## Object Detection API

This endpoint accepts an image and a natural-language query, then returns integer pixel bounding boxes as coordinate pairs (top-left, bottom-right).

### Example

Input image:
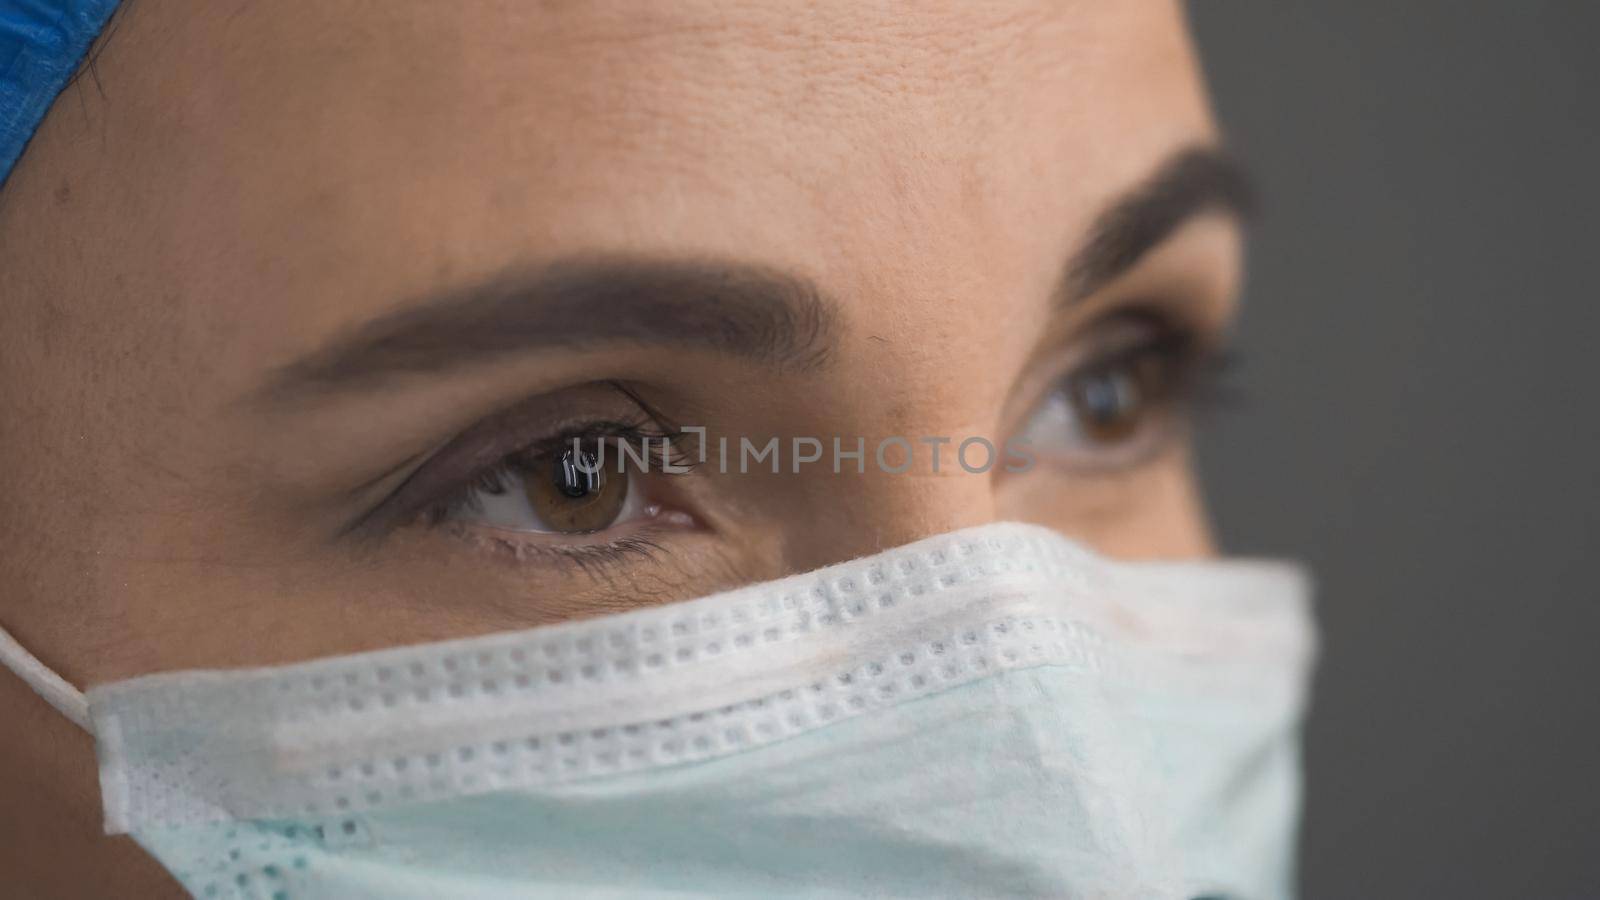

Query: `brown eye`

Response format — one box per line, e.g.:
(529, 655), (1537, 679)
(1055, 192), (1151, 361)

(523, 447), (630, 533)
(1066, 351), (1169, 445)
(1011, 318), (1197, 473)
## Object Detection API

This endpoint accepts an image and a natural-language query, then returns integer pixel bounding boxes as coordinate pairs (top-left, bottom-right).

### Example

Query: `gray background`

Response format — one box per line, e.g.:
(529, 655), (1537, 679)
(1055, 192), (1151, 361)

(1188, 4), (1598, 898)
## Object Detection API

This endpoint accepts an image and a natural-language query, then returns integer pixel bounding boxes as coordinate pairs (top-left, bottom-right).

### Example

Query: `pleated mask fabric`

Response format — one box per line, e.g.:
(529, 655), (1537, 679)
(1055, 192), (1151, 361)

(9, 522), (1320, 899)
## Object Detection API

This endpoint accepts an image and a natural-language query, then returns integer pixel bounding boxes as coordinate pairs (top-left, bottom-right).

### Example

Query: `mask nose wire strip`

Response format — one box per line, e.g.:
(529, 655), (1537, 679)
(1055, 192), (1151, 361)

(0, 622), (91, 731)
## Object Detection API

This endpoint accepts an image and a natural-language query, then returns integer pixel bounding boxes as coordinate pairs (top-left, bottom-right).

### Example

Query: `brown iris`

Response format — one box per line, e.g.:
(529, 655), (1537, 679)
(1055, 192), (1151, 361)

(1067, 350), (1169, 444)
(524, 446), (629, 533)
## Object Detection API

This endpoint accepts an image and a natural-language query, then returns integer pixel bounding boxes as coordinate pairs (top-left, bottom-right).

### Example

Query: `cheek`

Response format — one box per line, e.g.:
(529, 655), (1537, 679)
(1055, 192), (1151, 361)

(993, 446), (1214, 560)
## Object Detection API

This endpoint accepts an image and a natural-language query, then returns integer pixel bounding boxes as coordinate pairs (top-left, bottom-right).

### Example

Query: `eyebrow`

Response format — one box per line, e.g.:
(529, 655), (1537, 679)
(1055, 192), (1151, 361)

(262, 145), (1250, 403)
(1057, 145), (1255, 305)
(261, 256), (837, 401)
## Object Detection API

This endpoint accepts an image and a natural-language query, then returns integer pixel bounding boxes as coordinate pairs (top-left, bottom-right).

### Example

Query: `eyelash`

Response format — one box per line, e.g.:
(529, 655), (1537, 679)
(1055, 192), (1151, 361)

(441, 526), (675, 570)
(1066, 309), (1240, 424)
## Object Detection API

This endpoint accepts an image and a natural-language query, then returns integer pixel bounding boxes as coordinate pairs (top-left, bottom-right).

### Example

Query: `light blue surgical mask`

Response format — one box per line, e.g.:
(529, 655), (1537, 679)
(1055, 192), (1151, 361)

(1, 522), (1316, 898)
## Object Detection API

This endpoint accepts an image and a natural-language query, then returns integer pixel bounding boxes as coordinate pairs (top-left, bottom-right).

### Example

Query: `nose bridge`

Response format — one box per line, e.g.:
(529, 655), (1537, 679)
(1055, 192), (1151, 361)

(770, 348), (1021, 574)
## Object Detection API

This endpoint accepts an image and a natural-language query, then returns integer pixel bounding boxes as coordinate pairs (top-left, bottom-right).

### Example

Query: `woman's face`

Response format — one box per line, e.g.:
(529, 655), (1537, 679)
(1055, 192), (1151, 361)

(1, 3), (1239, 710)
(0, 2), (1248, 889)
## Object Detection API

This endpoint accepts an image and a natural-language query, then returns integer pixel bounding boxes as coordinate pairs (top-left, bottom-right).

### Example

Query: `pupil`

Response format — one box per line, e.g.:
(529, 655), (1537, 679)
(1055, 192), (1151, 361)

(1078, 369), (1135, 425)
(554, 448), (602, 499)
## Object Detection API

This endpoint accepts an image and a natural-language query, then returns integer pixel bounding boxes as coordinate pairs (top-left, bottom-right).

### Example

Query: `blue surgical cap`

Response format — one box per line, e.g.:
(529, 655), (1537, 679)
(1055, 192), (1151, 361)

(1, 0), (122, 187)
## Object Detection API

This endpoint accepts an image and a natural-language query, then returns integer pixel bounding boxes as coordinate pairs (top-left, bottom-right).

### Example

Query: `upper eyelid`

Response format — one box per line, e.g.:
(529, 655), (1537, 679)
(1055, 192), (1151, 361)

(1016, 308), (1195, 392)
(345, 389), (660, 538)
(1073, 326), (1202, 376)
(511, 420), (666, 460)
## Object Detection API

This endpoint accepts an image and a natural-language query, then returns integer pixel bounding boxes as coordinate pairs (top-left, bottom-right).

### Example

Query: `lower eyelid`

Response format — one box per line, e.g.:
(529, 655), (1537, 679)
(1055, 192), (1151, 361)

(436, 514), (683, 571)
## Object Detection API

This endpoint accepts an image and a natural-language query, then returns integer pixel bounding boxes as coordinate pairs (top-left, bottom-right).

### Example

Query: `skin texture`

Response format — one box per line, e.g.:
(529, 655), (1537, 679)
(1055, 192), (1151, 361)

(0, 1), (1240, 894)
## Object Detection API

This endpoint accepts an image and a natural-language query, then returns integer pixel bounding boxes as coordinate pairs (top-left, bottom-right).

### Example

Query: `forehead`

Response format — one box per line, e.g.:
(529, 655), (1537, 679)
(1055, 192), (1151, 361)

(9, 0), (1213, 381)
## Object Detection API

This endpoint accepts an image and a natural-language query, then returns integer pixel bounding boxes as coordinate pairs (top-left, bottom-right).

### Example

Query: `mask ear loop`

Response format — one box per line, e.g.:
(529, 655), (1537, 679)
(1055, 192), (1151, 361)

(0, 622), (91, 731)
